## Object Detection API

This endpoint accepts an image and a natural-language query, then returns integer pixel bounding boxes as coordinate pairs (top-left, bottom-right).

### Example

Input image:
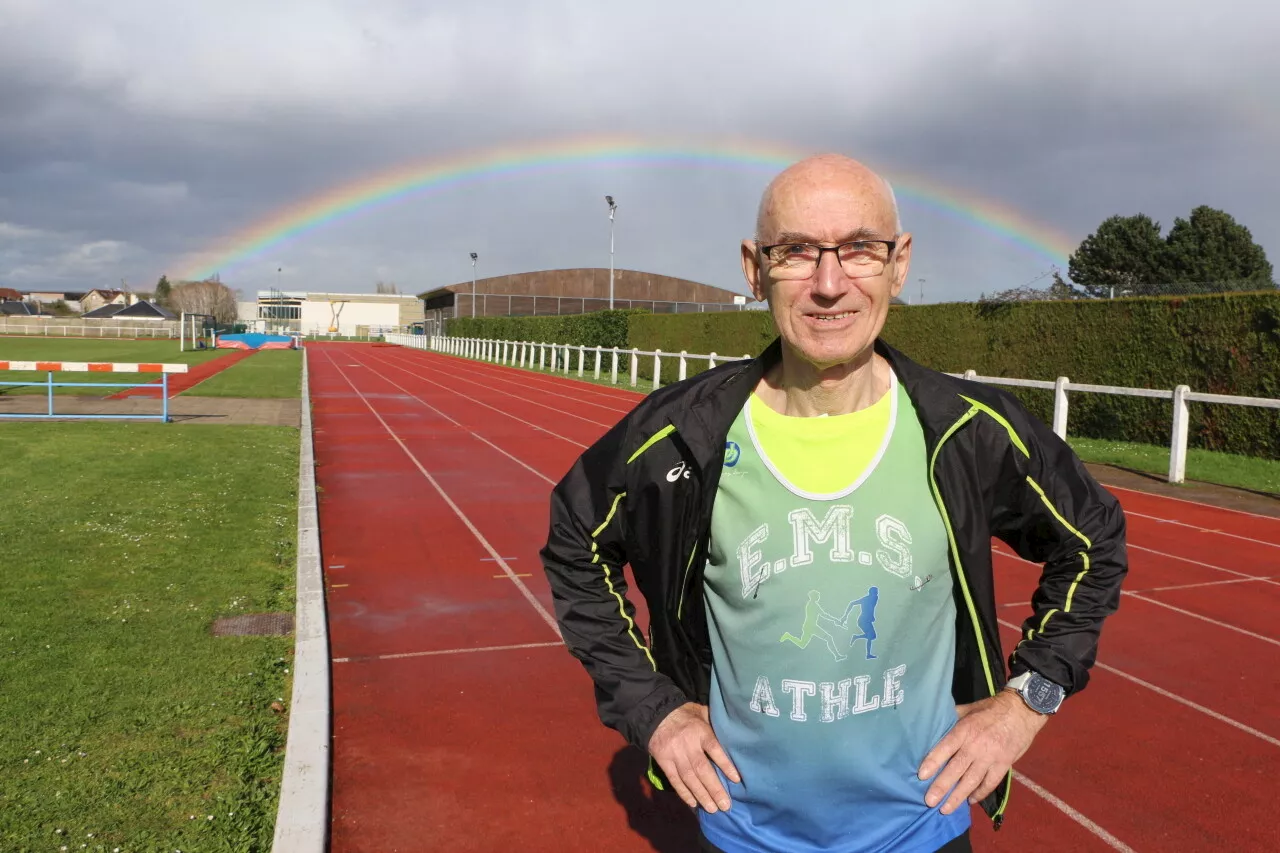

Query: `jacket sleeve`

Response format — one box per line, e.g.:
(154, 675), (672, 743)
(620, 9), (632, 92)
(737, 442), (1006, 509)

(989, 396), (1129, 697)
(539, 415), (690, 750)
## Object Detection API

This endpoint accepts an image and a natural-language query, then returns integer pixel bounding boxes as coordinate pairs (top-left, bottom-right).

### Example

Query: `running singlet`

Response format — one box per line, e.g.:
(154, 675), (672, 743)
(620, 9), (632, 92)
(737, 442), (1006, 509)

(700, 372), (969, 853)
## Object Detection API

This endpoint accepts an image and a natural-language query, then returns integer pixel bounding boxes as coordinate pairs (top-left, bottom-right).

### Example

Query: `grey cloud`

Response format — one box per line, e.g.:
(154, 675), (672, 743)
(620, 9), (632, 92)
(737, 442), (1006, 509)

(1, 1), (1277, 297)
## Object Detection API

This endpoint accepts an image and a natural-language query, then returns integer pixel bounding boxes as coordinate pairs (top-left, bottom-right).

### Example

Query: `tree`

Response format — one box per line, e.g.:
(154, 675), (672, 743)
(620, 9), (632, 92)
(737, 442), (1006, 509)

(154, 275), (172, 307)
(170, 279), (238, 324)
(1068, 207), (1276, 297)
(1160, 206), (1274, 292)
(375, 281), (399, 295)
(1067, 214), (1166, 298)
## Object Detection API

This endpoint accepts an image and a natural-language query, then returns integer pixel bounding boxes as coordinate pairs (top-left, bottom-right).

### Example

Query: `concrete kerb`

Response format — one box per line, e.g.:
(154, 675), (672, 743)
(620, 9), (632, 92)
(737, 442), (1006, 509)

(271, 348), (332, 852)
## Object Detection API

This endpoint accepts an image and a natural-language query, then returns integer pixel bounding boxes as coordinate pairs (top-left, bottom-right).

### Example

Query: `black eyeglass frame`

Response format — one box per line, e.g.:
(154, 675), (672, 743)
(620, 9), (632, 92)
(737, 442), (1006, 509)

(757, 239), (899, 268)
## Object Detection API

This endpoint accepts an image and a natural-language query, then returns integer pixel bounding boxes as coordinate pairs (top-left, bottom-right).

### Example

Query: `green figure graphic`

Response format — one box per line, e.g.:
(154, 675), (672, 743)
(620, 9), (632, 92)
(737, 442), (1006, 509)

(780, 590), (847, 661)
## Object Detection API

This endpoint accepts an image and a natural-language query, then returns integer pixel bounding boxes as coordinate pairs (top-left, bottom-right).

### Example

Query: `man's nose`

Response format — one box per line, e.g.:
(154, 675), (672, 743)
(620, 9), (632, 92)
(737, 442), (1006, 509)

(812, 250), (851, 300)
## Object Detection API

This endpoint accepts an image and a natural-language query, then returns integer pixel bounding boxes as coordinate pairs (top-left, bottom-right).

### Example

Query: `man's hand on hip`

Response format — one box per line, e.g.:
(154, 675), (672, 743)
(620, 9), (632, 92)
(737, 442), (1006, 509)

(648, 702), (740, 814)
(917, 690), (1049, 815)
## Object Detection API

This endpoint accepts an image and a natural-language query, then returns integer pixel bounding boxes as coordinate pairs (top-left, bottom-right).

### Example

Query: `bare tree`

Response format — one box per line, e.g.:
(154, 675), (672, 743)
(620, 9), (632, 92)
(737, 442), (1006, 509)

(170, 279), (238, 324)
(375, 281), (399, 295)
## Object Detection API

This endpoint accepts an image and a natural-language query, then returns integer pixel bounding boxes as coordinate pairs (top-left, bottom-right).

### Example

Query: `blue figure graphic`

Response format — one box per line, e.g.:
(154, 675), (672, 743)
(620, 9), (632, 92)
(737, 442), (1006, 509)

(837, 586), (880, 660)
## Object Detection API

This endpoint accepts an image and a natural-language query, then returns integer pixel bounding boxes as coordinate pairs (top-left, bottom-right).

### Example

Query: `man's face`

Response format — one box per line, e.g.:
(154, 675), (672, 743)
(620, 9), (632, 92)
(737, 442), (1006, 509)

(742, 178), (910, 371)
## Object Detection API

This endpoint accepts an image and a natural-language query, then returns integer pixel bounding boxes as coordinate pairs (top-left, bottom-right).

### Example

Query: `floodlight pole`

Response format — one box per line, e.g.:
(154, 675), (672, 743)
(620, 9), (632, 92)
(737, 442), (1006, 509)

(470, 252), (478, 318)
(606, 196), (617, 310)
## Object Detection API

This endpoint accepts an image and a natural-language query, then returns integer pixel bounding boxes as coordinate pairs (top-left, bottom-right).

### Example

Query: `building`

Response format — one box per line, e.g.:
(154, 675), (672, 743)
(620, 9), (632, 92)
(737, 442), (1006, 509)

(82, 300), (175, 321)
(80, 289), (135, 313)
(419, 267), (754, 330)
(247, 291), (425, 337)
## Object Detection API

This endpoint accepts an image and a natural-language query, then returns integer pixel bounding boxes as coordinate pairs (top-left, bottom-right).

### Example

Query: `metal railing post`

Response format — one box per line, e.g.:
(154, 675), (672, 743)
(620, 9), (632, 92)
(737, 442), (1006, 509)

(594, 346), (602, 380)
(162, 373), (170, 422)
(964, 369), (977, 380)
(578, 345), (585, 377)
(47, 371), (54, 416)
(1169, 385), (1191, 484)
(539, 343), (546, 370)
(709, 352), (717, 369)
(1052, 377), (1070, 439)
(611, 348), (619, 384)
(653, 350), (662, 390)
(679, 351), (688, 382)
(630, 348), (639, 387)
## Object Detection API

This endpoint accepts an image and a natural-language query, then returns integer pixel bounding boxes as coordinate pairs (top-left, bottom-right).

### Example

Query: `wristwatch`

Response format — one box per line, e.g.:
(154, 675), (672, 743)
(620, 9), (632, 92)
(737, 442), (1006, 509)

(1005, 671), (1066, 715)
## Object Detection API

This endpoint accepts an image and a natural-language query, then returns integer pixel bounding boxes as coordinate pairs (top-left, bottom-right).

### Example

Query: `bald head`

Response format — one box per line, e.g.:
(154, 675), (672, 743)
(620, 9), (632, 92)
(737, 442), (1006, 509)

(755, 154), (901, 243)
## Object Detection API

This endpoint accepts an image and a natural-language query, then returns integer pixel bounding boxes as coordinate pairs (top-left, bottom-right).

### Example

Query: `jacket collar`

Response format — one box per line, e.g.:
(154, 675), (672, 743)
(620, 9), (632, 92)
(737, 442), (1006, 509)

(667, 337), (973, 465)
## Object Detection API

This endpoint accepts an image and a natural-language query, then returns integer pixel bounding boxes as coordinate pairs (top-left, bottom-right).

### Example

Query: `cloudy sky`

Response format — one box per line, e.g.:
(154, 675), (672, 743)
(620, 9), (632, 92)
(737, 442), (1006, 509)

(1, 1), (1276, 303)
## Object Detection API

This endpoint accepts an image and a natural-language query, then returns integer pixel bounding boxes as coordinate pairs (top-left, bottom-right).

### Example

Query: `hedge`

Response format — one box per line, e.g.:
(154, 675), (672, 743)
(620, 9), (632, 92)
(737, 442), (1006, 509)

(447, 293), (1280, 459)
(448, 309), (640, 349)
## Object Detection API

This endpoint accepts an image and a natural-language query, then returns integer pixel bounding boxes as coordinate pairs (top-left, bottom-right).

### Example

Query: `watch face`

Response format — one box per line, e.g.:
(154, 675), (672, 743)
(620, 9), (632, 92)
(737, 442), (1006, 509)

(1025, 674), (1065, 713)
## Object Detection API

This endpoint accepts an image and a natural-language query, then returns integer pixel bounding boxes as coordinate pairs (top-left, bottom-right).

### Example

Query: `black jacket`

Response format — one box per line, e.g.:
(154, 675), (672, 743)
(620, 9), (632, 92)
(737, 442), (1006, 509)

(540, 338), (1128, 827)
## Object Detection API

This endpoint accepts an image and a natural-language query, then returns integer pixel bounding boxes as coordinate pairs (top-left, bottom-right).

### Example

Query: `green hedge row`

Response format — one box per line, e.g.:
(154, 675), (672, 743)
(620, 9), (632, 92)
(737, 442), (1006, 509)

(448, 293), (1280, 459)
(448, 309), (639, 348)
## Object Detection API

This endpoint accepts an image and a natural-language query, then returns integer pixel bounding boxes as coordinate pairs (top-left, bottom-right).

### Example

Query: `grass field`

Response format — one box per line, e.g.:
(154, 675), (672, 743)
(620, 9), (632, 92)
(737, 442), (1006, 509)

(0, 338), (223, 395)
(0, 423), (297, 852)
(186, 350), (303, 399)
(1070, 437), (1280, 496)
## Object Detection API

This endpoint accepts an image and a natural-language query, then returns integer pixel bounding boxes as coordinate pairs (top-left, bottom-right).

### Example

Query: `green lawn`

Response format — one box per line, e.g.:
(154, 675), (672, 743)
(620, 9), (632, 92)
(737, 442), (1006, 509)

(186, 350), (302, 399)
(0, 423), (297, 851)
(0, 338), (223, 395)
(1070, 437), (1280, 496)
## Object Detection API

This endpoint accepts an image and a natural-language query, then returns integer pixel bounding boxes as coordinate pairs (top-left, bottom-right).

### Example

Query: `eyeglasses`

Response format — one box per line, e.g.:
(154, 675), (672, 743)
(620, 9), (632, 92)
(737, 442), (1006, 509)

(758, 240), (897, 280)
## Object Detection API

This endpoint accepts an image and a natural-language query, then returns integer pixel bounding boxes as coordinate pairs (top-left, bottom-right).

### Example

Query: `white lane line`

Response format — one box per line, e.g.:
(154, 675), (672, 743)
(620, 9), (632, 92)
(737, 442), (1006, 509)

(333, 640), (565, 663)
(992, 547), (1279, 642)
(998, 617), (1280, 749)
(1012, 772), (1138, 852)
(412, 354), (636, 415)
(1000, 574), (1279, 604)
(323, 351), (562, 637)
(417, 348), (645, 407)
(1105, 482), (1280, 524)
(1126, 511), (1280, 550)
(1124, 575), (1278, 594)
(346, 350), (562, 483)
(380, 351), (615, 428)
(364, 352), (590, 448)
(1126, 542), (1279, 584)
(1122, 592), (1280, 647)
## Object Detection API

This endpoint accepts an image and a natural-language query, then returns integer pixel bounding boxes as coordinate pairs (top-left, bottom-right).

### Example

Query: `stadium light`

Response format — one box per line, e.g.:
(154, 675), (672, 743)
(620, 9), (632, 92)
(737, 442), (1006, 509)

(470, 252), (478, 318)
(606, 196), (618, 310)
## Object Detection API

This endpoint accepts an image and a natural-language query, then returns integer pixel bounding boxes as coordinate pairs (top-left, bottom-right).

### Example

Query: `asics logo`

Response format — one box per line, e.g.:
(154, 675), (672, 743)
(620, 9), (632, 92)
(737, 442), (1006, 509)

(666, 462), (692, 483)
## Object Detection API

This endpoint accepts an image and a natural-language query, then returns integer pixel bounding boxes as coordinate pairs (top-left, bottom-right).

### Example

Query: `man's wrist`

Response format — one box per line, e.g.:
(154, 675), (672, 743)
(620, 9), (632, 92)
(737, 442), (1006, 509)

(1005, 670), (1066, 716)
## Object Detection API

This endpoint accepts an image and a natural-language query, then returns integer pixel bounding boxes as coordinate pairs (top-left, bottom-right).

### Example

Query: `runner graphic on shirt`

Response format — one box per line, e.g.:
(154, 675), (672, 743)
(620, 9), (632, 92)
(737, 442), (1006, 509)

(779, 590), (847, 662)
(837, 586), (880, 660)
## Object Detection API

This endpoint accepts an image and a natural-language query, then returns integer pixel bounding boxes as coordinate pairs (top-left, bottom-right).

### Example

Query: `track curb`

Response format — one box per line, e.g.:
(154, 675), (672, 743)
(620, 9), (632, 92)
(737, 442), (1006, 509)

(271, 347), (331, 852)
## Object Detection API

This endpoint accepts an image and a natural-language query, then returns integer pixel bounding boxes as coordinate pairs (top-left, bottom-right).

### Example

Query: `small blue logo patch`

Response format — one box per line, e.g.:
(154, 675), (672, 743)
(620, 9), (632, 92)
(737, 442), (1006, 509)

(724, 440), (741, 467)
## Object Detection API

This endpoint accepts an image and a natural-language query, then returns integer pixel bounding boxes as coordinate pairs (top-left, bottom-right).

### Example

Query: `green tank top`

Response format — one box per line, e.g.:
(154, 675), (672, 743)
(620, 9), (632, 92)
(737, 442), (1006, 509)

(699, 371), (969, 852)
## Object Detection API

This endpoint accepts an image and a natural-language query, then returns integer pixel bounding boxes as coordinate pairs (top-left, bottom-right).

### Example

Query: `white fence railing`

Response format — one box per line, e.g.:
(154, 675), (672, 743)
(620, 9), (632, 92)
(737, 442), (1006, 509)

(383, 333), (1280, 486)
(0, 323), (177, 339)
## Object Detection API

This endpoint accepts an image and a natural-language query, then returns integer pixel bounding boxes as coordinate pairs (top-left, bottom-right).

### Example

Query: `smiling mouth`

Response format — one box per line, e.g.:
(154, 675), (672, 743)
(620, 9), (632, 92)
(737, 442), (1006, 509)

(810, 311), (855, 322)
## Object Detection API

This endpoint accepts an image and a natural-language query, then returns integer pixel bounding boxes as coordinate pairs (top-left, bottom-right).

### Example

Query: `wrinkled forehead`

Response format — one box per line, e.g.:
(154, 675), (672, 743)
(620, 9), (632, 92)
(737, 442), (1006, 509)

(756, 175), (898, 243)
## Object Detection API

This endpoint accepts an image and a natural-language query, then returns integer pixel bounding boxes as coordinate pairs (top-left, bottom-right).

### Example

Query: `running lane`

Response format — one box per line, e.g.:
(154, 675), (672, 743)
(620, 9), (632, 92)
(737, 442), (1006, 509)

(318, 344), (1145, 852)
(312, 344), (684, 852)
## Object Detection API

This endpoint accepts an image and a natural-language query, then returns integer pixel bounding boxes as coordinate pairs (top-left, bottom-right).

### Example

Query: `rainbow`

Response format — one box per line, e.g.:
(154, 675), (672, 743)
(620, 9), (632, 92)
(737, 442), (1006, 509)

(177, 134), (1077, 281)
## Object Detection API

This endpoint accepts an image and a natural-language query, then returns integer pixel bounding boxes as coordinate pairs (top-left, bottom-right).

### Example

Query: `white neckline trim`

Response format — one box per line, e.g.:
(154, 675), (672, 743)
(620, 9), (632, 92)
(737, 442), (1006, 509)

(744, 371), (899, 501)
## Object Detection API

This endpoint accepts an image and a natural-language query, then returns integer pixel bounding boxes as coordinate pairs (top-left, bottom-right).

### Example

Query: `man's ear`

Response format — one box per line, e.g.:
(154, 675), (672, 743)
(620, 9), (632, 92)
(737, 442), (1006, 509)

(889, 233), (912, 298)
(742, 240), (768, 303)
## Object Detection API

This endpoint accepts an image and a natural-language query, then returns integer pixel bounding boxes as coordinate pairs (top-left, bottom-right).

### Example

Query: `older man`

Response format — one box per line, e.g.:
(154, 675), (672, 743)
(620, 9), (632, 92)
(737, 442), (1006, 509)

(541, 155), (1127, 853)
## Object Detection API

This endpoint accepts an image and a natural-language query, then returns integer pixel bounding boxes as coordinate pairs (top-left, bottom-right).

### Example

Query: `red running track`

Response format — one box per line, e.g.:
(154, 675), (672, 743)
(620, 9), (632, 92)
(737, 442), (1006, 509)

(308, 342), (1280, 853)
(108, 349), (256, 398)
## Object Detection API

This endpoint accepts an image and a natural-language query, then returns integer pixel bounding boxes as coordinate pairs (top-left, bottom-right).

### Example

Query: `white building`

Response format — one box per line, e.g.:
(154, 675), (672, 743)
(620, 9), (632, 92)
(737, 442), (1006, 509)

(251, 291), (424, 337)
